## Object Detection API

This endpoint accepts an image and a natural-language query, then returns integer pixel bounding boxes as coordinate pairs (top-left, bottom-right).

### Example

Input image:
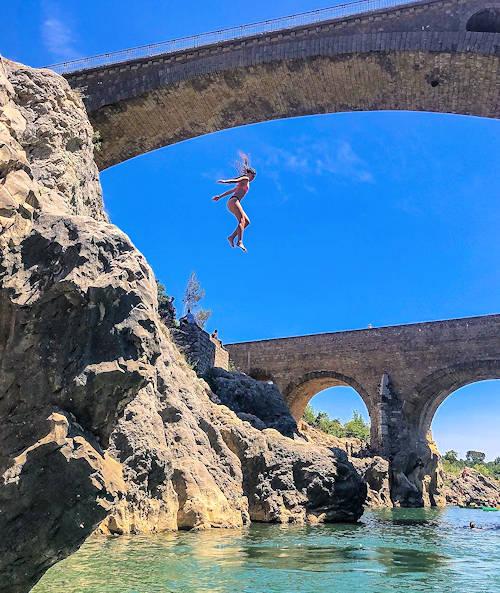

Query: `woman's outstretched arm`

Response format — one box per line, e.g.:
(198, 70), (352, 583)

(212, 187), (235, 201)
(217, 175), (248, 184)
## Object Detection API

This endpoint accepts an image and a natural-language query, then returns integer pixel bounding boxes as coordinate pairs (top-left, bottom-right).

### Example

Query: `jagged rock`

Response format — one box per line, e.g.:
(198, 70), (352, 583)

(0, 58), (366, 593)
(351, 457), (392, 507)
(5, 61), (105, 221)
(207, 368), (298, 436)
(391, 436), (446, 507)
(0, 59), (154, 593)
(444, 469), (500, 508)
(220, 423), (366, 523)
(0, 412), (125, 593)
(299, 421), (392, 507)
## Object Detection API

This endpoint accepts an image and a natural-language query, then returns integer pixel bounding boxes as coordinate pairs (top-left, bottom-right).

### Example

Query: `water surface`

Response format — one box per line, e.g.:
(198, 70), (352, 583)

(34, 508), (500, 593)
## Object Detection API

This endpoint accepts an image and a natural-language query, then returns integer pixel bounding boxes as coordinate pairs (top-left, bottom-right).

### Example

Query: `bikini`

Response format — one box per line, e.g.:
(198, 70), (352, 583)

(228, 179), (249, 204)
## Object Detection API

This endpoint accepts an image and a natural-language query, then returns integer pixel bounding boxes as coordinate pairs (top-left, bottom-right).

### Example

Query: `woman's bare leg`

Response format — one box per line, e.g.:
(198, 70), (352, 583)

(228, 199), (250, 251)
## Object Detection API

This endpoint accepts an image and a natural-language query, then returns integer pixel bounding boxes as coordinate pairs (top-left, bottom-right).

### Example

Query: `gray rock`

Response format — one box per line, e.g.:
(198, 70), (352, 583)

(207, 368), (298, 436)
(444, 469), (500, 508)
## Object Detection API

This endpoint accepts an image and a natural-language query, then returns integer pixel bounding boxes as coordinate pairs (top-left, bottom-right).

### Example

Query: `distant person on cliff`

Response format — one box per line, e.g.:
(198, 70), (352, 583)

(184, 309), (197, 324)
(212, 152), (256, 252)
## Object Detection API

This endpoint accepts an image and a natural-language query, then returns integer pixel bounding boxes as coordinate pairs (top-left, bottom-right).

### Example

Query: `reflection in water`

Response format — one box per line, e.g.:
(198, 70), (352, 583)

(33, 508), (500, 593)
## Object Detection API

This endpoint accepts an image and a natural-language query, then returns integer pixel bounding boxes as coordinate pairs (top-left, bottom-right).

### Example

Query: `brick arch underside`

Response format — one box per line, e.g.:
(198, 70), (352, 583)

(91, 48), (500, 170)
(283, 370), (373, 428)
(416, 359), (500, 435)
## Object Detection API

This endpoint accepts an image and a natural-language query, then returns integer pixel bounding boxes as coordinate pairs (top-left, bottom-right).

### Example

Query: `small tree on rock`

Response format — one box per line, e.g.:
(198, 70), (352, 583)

(444, 450), (459, 463)
(183, 272), (211, 328)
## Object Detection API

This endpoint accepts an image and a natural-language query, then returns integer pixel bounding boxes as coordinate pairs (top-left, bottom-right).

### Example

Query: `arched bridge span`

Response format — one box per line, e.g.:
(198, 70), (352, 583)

(55, 0), (500, 170)
(226, 314), (500, 457)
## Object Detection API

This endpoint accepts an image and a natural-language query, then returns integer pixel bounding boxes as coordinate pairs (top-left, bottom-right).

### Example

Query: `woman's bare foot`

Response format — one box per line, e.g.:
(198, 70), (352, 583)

(237, 241), (247, 252)
(227, 235), (235, 247)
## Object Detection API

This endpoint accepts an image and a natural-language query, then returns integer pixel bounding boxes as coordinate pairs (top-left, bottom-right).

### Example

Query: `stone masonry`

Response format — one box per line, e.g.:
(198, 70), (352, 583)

(60, 0), (500, 169)
(226, 314), (500, 454)
(173, 320), (229, 376)
(226, 315), (500, 505)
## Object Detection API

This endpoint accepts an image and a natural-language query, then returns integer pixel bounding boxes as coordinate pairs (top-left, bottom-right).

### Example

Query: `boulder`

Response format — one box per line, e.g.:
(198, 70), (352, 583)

(444, 469), (500, 508)
(207, 367), (298, 436)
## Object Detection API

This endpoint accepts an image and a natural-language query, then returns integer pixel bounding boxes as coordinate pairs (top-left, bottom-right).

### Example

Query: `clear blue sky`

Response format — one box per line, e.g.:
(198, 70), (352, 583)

(2, 1), (499, 459)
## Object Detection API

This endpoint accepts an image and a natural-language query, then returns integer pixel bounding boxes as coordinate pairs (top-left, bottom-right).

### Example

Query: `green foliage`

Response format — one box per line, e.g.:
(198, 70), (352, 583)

(444, 450), (459, 463)
(302, 406), (370, 442)
(303, 405), (317, 425)
(466, 450), (486, 464)
(442, 459), (462, 476)
(442, 450), (500, 481)
(156, 280), (176, 326)
(344, 410), (370, 441)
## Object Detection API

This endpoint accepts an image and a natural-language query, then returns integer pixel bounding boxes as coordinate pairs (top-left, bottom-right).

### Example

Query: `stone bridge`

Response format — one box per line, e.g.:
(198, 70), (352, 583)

(57, 0), (500, 170)
(226, 314), (500, 504)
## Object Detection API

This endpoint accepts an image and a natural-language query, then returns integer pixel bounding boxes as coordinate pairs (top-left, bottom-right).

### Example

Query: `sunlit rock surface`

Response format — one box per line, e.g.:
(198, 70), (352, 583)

(445, 469), (500, 508)
(0, 59), (365, 592)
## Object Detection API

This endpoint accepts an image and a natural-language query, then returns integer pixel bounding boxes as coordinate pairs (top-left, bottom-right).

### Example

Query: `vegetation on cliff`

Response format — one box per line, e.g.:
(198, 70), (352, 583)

(183, 271), (211, 327)
(443, 450), (500, 481)
(303, 406), (370, 442)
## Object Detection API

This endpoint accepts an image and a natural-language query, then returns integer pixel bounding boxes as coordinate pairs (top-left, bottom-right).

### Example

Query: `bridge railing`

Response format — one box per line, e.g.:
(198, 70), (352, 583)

(48, 0), (424, 74)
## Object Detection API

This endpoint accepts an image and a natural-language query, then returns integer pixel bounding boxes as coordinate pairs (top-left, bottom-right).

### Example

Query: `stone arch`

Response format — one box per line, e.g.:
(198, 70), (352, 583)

(283, 370), (377, 445)
(77, 38), (500, 169)
(416, 359), (500, 436)
(466, 8), (500, 32)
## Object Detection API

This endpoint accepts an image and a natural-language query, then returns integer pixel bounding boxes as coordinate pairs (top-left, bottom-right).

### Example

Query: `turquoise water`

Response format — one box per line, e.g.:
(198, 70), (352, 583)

(34, 508), (499, 593)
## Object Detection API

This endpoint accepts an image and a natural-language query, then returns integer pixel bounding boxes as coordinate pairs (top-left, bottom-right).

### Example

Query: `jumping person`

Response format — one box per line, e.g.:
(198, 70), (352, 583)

(212, 153), (256, 252)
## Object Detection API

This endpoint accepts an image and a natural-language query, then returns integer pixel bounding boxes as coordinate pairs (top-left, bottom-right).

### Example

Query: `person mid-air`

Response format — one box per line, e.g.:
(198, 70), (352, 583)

(212, 153), (256, 252)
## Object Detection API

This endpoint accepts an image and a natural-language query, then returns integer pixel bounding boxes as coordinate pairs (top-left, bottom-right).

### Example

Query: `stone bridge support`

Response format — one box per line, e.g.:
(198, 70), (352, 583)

(227, 315), (500, 506)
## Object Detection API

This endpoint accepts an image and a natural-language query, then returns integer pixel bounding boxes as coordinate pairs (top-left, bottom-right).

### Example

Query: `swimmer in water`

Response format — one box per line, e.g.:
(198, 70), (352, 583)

(212, 152), (256, 252)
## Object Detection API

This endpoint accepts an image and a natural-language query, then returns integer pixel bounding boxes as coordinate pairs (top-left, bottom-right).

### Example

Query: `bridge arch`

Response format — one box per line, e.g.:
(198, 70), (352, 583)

(416, 359), (500, 437)
(84, 43), (499, 170)
(283, 370), (378, 445)
(466, 8), (500, 32)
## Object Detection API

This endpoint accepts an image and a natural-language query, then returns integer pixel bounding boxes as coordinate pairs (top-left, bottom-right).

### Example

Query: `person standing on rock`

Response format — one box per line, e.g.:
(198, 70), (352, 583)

(212, 152), (256, 252)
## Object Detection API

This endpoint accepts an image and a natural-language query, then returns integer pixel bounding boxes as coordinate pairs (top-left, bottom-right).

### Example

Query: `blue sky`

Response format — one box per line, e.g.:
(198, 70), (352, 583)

(2, 1), (499, 459)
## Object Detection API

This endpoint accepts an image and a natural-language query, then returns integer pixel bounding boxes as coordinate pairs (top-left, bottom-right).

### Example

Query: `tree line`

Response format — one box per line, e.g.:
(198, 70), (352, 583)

(443, 449), (500, 481)
(303, 405), (370, 442)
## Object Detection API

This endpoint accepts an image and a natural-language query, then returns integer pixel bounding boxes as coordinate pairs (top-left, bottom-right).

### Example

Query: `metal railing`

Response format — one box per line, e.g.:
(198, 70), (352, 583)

(48, 0), (425, 74)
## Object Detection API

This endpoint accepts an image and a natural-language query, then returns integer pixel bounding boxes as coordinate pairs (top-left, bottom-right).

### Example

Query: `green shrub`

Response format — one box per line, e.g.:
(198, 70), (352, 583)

(302, 407), (370, 442)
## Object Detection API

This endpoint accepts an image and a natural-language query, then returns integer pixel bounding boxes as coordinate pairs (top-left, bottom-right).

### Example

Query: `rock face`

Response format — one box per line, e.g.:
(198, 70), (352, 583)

(1, 59), (366, 592)
(100, 357), (366, 533)
(444, 469), (500, 508)
(0, 59), (158, 593)
(207, 368), (298, 436)
(298, 421), (392, 507)
(390, 435), (446, 508)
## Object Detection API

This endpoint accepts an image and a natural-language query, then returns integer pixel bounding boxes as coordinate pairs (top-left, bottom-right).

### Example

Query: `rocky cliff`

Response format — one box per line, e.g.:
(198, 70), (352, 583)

(0, 59), (366, 593)
(444, 469), (500, 508)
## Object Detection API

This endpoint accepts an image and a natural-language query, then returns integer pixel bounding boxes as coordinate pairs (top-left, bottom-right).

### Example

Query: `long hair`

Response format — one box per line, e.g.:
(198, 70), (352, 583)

(237, 151), (256, 177)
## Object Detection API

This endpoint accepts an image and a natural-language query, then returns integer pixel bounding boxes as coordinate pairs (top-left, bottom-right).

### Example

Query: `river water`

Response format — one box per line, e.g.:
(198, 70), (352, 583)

(34, 508), (499, 593)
